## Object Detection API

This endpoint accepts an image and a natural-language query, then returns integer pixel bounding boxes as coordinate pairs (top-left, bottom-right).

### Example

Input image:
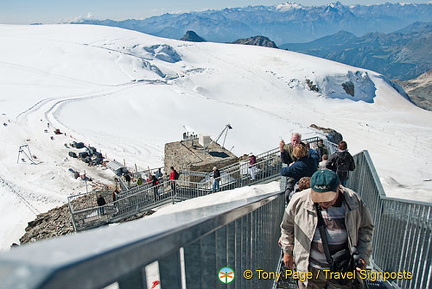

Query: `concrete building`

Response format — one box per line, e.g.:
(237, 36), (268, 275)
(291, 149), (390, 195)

(164, 136), (238, 183)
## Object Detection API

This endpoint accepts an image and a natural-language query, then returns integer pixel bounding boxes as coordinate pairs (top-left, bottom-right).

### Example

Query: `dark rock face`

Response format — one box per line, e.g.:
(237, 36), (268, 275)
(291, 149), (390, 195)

(342, 81), (355, 96)
(180, 31), (206, 42)
(231, 36), (278, 48)
(19, 204), (74, 245)
(310, 124), (343, 145)
(397, 70), (432, 111)
(19, 198), (155, 245)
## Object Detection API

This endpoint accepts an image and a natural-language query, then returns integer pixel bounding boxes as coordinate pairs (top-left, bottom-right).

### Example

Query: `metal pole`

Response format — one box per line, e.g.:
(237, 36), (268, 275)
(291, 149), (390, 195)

(84, 170), (88, 194)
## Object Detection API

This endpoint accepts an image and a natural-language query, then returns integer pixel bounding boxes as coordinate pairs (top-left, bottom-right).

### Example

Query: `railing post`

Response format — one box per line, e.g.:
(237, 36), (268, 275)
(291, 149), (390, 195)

(184, 241), (203, 289)
(68, 196), (78, 232)
(159, 250), (182, 289)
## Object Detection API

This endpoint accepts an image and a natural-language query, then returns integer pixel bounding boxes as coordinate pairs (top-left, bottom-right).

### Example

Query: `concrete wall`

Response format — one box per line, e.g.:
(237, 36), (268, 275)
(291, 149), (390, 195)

(164, 138), (238, 182)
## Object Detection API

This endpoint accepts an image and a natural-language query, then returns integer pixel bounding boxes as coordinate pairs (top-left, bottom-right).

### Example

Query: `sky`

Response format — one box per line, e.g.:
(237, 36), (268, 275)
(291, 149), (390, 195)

(1, 0), (431, 24)
(0, 23), (431, 253)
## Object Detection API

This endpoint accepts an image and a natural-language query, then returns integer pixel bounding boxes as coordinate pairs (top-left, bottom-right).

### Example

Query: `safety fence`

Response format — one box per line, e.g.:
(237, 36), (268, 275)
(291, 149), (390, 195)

(347, 151), (432, 289)
(0, 191), (285, 289)
(68, 137), (330, 232)
(0, 147), (431, 288)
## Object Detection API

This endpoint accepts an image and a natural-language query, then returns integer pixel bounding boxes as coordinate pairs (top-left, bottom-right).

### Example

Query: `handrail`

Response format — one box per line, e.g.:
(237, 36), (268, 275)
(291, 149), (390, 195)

(68, 136), (336, 232)
(1, 145), (432, 288)
(347, 151), (432, 289)
(0, 190), (285, 289)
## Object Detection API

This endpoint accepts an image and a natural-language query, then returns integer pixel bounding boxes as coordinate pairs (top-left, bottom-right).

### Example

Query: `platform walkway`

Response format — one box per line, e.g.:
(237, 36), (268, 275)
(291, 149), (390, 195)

(0, 140), (430, 289)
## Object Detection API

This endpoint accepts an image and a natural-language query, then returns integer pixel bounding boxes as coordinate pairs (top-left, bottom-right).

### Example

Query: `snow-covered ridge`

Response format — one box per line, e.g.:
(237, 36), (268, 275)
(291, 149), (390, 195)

(276, 2), (305, 11)
(320, 71), (376, 102)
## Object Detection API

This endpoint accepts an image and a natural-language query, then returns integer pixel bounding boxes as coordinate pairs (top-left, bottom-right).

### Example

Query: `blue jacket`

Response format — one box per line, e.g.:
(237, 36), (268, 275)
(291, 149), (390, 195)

(280, 156), (317, 183)
(309, 149), (320, 169)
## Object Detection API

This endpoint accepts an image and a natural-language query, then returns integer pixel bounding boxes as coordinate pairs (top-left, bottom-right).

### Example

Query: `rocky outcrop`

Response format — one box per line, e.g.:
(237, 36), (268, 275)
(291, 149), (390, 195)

(231, 36), (278, 48)
(397, 70), (432, 111)
(180, 31), (206, 42)
(19, 204), (74, 245)
(19, 196), (155, 246)
(310, 124), (343, 145)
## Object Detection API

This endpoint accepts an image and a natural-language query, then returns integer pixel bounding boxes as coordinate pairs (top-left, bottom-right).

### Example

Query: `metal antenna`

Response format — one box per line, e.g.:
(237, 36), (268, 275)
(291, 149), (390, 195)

(206, 124), (232, 150)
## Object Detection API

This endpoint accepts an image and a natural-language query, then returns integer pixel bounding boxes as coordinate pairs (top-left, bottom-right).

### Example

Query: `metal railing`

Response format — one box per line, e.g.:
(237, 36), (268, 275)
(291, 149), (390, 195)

(1, 143), (431, 288)
(68, 137), (328, 232)
(347, 151), (432, 289)
(0, 191), (285, 289)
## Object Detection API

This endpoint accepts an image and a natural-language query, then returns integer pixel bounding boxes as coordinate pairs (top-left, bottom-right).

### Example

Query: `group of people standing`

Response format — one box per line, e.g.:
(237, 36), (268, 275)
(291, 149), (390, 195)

(278, 133), (373, 289)
(280, 133), (356, 201)
(103, 167), (177, 209)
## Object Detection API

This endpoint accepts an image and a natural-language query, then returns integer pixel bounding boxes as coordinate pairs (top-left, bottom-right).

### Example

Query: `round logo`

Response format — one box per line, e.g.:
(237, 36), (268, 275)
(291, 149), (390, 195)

(218, 267), (235, 284)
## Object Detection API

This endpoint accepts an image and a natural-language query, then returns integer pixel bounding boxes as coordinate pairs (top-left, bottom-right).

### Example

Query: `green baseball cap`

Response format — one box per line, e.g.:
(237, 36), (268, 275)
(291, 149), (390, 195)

(310, 169), (340, 203)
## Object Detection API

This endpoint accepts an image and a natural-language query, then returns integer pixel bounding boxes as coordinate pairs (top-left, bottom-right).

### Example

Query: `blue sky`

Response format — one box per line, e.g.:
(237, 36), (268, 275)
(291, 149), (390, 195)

(1, 0), (430, 24)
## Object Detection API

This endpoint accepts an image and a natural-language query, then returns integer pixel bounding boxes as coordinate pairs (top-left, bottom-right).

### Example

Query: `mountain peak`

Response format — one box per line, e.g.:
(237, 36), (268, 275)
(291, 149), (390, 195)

(180, 31), (206, 42)
(231, 35), (278, 48)
(276, 2), (305, 11)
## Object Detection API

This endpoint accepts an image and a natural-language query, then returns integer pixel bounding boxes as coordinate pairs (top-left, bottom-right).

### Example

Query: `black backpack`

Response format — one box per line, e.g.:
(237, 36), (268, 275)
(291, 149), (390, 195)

(174, 170), (180, 180)
(335, 153), (350, 181)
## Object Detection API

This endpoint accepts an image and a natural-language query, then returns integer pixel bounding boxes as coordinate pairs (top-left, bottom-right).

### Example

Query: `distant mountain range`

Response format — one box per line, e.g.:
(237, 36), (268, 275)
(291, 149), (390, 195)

(281, 22), (432, 80)
(74, 2), (432, 44)
(72, 2), (432, 81)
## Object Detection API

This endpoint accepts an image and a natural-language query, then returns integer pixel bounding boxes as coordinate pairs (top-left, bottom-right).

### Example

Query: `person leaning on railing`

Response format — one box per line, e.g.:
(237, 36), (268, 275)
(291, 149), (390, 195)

(279, 169), (373, 289)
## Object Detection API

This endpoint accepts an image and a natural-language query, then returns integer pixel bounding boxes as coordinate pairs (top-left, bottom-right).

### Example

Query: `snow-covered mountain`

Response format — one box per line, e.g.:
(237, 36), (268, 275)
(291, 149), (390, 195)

(1, 24), (432, 250)
(74, 2), (432, 44)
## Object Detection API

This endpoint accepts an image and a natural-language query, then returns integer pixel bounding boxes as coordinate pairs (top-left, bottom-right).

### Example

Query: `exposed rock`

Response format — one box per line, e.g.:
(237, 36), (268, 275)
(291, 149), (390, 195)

(231, 35), (278, 48)
(305, 79), (319, 92)
(396, 70), (432, 111)
(310, 124), (343, 144)
(342, 81), (355, 96)
(180, 31), (206, 42)
(19, 204), (74, 245)
(19, 191), (155, 245)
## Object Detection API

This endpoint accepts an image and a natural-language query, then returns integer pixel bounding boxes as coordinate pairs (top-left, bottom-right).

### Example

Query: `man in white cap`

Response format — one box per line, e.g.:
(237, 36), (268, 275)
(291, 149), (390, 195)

(279, 169), (373, 288)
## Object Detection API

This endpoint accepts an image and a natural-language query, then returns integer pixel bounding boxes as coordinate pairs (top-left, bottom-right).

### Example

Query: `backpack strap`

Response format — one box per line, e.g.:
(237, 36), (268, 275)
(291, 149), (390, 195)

(315, 203), (335, 268)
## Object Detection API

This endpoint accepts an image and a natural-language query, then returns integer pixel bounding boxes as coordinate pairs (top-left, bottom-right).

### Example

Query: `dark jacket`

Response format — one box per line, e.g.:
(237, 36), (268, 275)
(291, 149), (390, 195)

(326, 150), (355, 181)
(281, 144), (295, 165)
(309, 149), (320, 169)
(97, 196), (106, 206)
(150, 175), (158, 186)
(316, 144), (329, 159)
(213, 169), (221, 179)
(280, 156), (317, 183)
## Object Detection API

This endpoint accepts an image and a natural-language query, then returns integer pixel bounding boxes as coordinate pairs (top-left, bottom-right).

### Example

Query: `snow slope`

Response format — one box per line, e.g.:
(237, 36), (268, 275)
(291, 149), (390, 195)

(0, 24), (431, 250)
